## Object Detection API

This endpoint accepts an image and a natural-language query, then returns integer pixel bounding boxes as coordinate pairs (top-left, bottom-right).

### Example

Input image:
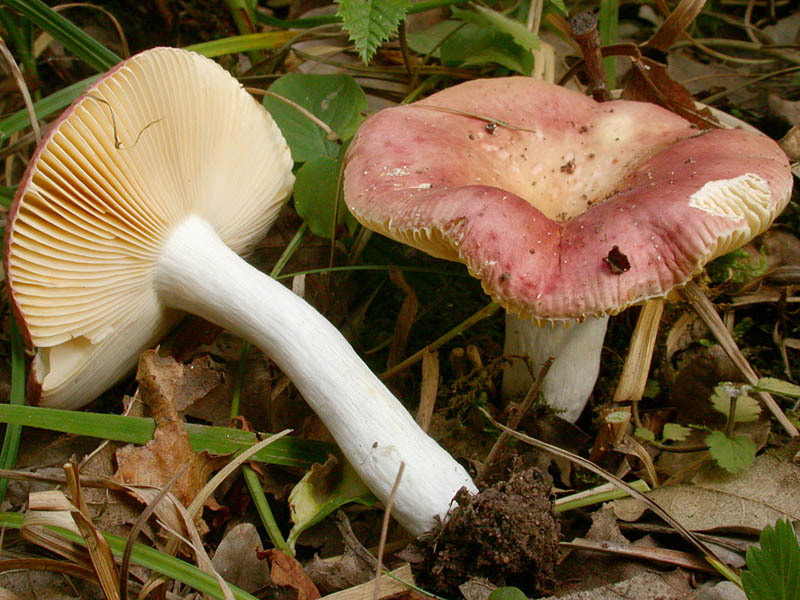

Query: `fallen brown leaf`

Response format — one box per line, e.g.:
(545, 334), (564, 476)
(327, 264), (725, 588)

(260, 549), (321, 600)
(113, 351), (225, 533)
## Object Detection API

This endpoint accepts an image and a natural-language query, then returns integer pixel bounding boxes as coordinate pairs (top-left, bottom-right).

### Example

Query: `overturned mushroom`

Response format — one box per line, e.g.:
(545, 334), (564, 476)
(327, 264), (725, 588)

(343, 77), (793, 422)
(4, 47), (476, 535)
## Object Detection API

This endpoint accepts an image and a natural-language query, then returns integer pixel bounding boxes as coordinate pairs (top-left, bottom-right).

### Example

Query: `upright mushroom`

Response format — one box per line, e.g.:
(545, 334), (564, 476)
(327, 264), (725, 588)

(5, 47), (476, 536)
(343, 77), (793, 422)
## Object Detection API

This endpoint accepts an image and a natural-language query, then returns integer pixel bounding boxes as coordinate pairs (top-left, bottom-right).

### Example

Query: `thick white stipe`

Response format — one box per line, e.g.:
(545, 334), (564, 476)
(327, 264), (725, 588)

(156, 216), (477, 535)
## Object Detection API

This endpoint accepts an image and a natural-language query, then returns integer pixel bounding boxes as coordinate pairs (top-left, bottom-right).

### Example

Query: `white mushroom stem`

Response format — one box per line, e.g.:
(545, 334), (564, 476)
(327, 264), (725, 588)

(501, 314), (610, 423)
(156, 216), (477, 535)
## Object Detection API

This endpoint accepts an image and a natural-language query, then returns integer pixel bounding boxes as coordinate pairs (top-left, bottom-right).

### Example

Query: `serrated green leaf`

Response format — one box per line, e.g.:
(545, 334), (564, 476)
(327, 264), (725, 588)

(742, 518), (800, 600)
(293, 156), (357, 239)
(756, 377), (800, 399)
(489, 588), (529, 600)
(706, 431), (756, 474)
(336, 0), (410, 64)
(710, 383), (761, 423)
(662, 423), (691, 442)
(455, 4), (539, 52)
(263, 74), (367, 163)
(634, 426), (656, 442)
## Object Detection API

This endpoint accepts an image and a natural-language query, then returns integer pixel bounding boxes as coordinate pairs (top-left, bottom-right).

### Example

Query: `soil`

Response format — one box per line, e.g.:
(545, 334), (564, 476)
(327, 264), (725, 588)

(419, 467), (560, 597)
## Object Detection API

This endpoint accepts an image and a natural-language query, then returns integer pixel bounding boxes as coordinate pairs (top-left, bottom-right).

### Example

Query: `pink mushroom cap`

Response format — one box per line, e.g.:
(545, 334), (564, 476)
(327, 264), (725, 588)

(343, 77), (793, 322)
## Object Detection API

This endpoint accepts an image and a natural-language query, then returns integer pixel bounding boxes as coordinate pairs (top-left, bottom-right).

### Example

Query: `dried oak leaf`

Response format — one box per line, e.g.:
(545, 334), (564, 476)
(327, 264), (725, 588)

(113, 351), (224, 525)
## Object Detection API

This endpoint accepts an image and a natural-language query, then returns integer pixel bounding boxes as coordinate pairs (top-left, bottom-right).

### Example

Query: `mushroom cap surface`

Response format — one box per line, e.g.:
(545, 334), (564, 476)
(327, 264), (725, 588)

(343, 77), (792, 321)
(4, 47), (294, 406)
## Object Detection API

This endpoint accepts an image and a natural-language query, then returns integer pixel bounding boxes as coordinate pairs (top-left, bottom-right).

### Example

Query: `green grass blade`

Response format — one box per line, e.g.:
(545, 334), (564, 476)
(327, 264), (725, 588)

(3, 0), (120, 71)
(184, 32), (298, 58)
(598, 0), (619, 88)
(0, 74), (99, 143)
(0, 512), (259, 600)
(0, 404), (331, 469)
(0, 322), (26, 502)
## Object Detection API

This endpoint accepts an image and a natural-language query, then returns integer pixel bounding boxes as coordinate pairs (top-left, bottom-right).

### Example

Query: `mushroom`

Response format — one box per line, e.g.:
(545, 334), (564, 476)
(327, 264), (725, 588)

(4, 47), (476, 536)
(343, 77), (793, 422)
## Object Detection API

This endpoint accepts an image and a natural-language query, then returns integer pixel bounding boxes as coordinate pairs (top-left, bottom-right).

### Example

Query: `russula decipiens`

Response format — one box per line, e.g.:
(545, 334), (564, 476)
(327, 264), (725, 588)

(4, 47), (476, 535)
(343, 77), (793, 422)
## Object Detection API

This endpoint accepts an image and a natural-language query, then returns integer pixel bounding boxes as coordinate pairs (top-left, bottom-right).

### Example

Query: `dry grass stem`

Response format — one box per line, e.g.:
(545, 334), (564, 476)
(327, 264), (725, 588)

(373, 462), (405, 600)
(614, 298), (664, 403)
(682, 280), (799, 437)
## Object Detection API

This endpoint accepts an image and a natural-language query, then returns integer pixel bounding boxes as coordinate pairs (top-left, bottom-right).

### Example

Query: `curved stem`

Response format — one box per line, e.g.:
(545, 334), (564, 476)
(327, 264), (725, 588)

(156, 217), (476, 535)
(502, 314), (609, 423)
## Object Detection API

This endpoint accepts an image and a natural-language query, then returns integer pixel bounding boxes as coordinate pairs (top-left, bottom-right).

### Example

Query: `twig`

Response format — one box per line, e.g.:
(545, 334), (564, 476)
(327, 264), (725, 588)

(373, 462), (405, 600)
(380, 302), (500, 380)
(247, 88), (340, 143)
(569, 12), (611, 102)
(480, 357), (554, 478)
(335, 511), (379, 569)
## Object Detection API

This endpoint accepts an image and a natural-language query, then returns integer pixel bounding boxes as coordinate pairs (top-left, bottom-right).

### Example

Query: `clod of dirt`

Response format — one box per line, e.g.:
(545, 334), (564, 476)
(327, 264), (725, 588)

(420, 468), (559, 597)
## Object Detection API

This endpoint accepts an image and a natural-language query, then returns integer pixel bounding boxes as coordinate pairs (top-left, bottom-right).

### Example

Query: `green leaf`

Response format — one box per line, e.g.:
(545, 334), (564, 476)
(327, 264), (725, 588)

(706, 431), (756, 474)
(643, 378), (661, 399)
(406, 20), (462, 57)
(742, 518), (800, 600)
(263, 74), (367, 163)
(489, 588), (529, 600)
(294, 156), (356, 239)
(287, 456), (376, 548)
(634, 426), (655, 442)
(710, 383), (761, 423)
(756, 377), (800, 399)
(0, 186), (16, 208)
(662, 423), (691, 442)
(546, 0), (569, 16)
(456, 4), (539, 52)
(440, 23), (532, 75)
(336, 0), (411, 64)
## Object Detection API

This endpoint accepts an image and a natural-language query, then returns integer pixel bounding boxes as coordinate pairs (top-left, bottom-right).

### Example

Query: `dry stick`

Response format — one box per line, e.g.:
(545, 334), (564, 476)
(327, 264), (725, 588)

(373, 462), (405, 600)
(335, 512), (378, 569)
(569, 12), (612, 102)
(682, 280), (799, 437)
(480, 357), (554, 478)
(479, 407), (742, 587)
(381, 301), (501, 381)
